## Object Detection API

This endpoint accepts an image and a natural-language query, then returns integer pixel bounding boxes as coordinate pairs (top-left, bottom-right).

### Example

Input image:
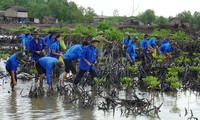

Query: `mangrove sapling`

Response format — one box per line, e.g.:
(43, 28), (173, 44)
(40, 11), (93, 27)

(142, 76), (160, 89)
(165, 67), (183, 90)
(120, 77), (134, 88)
(94, 77), (106, 87)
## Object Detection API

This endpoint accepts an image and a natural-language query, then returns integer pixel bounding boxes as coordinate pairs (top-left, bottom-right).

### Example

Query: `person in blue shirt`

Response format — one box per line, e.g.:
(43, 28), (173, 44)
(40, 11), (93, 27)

(140, 34), (149, 53)
(6, 51), (26, 91)
(149, 35), (158, 48)
(48, 34), (63, 59)
(126, 37), (138, 64)
(61, 41), (89, 85)
(161, 34), (172, 45)
(18, 30), (33, 51)
(123, 32), (133, 49)
(36, 57), (64, 91)
(74, 38), (99, 86)
(29, 31), (46, 62)
(159, 42), (175, 60)
(44, 31), (55, 49)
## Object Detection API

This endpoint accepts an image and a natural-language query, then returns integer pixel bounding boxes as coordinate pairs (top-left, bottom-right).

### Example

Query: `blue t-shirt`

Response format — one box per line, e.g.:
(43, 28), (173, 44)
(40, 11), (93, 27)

(29, 37), (46, 61)
(123, 37), (133, 47)
(44, 34), (55, 49)
(140, 38), (149, 53)
(6, 53), (20, 73)
(149, 37), (157, 48)
(79, 44), (97, 71)
(63, 44), (83, 60)
(161, 38), (169, 45)
(38, 57), (58, 85)
(159, 43), (174, 54)
(49, 41), (60, 59)
(126, 43), (137, 61)
(18, 34), (33, 51)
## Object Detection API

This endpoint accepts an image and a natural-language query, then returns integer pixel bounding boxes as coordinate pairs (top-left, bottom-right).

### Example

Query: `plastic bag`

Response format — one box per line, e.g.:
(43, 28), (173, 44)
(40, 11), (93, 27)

(59, 56), (64, 63)
(60, 40), (66, 50)
(152, 48), (157, 58)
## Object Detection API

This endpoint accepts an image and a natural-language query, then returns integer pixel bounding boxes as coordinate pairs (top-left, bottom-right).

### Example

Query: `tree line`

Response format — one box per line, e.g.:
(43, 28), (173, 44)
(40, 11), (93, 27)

(0, 0), (96, 23)
(135, 9), (200, 28)
(1, 0), (200, 28)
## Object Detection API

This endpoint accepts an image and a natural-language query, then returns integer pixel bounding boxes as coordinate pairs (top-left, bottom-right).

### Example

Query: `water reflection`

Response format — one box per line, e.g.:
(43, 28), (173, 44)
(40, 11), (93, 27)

(0, 80), (199, 119)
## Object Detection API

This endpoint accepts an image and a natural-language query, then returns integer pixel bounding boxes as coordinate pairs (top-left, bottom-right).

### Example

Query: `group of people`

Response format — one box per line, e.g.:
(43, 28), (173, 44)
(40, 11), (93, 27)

(5, 30), (175, 91)
(6, 30), (105, 91)
(123, 32), (175, 64)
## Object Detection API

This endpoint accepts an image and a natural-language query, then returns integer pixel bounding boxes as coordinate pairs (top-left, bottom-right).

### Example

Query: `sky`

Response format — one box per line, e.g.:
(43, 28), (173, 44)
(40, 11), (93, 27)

(70, 0), (200, 17)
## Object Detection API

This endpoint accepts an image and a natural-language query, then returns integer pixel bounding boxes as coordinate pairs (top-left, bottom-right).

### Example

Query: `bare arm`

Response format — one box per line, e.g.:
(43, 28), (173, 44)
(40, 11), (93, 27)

(11, 71), (17, 85)
(102, 37), (112, 44)
(52, 50), (63, 57)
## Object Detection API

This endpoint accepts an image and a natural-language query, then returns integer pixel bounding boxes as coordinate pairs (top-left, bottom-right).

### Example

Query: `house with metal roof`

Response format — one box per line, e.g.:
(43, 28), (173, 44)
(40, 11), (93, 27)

(4, 6), (28, 23)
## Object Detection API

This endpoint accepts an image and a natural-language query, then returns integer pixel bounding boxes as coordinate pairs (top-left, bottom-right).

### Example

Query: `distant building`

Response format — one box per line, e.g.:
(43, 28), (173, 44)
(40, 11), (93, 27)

(41, 16), (57, 24)
(0, 11), (5, 23)
(5, 6), (28, 23)
(169, 17), (180, 26)
(93, 15), (108, 23)
(124, 18), (144, 26)
(169, 17), (190, 28)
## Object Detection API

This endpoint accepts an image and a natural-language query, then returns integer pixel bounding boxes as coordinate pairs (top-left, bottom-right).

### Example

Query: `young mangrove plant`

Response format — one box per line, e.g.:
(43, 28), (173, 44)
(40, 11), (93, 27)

(120, 77), (134, 88)
(143, 76), (160, 89)
(166, 67), (183, 89)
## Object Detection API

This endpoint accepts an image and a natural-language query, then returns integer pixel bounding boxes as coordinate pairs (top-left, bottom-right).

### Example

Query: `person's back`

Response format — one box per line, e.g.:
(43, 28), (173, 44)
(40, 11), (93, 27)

(159, 43), (174, 54)
(37, 56), (63, 88)
(161, 37), (169, 45)
(39, 57), (57, 70)
(149, 37), (157, 48)
(140, 38), (149, 53)
(63, 44), (83, 60)
(6, 53), (19, 72)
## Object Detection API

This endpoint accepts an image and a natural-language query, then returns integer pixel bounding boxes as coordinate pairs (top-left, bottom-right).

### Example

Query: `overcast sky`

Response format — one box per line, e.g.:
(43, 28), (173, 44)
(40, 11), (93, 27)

(70, 0), (200, 17)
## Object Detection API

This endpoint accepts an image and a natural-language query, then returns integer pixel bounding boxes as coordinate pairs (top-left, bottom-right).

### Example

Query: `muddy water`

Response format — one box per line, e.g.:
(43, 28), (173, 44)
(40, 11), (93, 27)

(0, 78), (199, 120)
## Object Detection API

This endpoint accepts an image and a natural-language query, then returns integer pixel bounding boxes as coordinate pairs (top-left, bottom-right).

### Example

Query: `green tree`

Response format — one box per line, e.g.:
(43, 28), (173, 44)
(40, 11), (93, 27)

(178, 10), (192, 23)
(84, 7), (96, 23)
(0, 0), (15, 9)
(97, 21), (112, 31)
(68, 1), (84, 22)
(27, 2), (51, 19)
(156, 16), (168, 26)
(137, 9), (156, 25)
(192, 11), (200, 28)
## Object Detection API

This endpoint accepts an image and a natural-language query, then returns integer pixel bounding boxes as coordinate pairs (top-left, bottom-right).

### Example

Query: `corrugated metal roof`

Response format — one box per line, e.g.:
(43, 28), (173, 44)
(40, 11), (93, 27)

(8, 6), (27, 12)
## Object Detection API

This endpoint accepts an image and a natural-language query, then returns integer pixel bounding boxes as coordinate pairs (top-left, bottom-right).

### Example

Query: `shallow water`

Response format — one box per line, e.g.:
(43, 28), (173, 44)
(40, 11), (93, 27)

(0, 78), (199, 120)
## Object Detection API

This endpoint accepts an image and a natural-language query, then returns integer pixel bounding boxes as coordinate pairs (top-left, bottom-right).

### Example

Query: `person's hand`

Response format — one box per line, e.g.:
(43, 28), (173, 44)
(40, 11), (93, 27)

(36, 51), (41, 54)
(60, 53), (63, 57)
(20, 60), (26, 64)
(94, 61), (97, 65)
(87, 62), (92, 66)
(129, 60), (133, 64)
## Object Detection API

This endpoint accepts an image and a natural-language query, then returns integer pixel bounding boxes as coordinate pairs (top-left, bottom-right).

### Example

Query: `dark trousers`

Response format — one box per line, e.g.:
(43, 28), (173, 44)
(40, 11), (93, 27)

(74, 68), (97, 85)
